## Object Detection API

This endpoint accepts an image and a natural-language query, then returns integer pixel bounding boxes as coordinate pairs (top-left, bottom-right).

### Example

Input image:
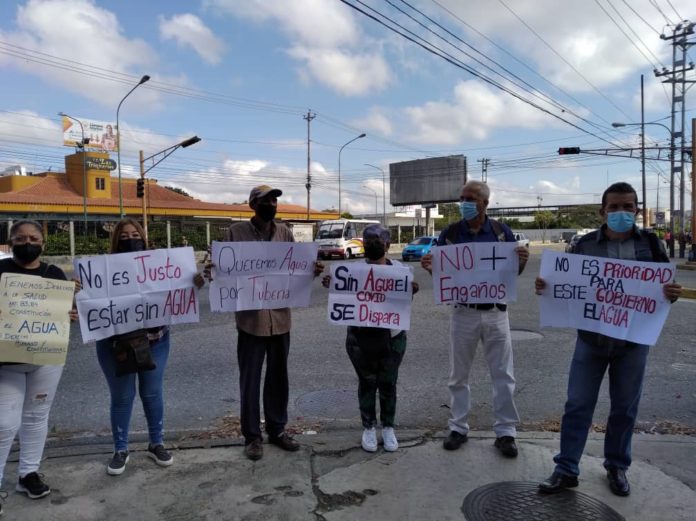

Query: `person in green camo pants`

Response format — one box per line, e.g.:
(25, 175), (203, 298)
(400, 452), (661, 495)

(323, 223), (418, 453)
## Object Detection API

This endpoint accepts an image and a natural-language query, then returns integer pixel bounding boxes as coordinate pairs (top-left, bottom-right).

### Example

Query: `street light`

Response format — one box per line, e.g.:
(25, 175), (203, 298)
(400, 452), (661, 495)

(362, 185), (378, 215)
(338, 133), (366, 216)
(58, 112), (89, 233)
(139, 136), (201, 242)
(116, 74), (150, 217)
(612, 120), (674, 254)
(365, 163), (386, 225)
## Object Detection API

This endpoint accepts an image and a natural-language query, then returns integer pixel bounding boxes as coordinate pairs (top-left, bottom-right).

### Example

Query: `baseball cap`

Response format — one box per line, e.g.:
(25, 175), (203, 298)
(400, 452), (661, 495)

(249, 185), (282, 204)
(363, 223), (391, 242)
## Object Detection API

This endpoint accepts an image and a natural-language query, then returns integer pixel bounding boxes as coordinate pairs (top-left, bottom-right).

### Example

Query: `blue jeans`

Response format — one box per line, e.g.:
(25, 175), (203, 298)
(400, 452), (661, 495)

(554, 334), (649, 476)
(96, 333), (170, 452)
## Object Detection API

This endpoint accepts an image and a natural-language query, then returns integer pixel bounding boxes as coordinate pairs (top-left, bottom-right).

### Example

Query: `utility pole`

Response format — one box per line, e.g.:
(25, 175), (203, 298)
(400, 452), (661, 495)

(655, 20), (695, 258)
(304, 110), (316, 220)
(691, 118), (696, 260)
(477, 158), (489, 182)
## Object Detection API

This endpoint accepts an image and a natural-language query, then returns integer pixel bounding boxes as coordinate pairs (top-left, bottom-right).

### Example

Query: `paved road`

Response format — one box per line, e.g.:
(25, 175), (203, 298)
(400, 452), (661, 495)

(51, 245), (696, 440)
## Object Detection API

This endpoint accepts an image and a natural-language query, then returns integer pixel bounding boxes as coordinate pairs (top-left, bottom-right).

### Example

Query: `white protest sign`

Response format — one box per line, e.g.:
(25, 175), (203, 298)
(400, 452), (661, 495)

(209, 241), (318, 312)
(539, 250), (675, 345)
(0, 274), (75, 365)
(74, 247), (199, 342)
(431, 242), (519, 304)
(327, 262), (413, 330)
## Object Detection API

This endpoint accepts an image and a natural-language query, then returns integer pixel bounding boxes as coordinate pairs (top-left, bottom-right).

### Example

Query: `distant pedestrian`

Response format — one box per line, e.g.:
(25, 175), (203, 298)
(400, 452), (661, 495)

(421, 180), (529, 458)
(322, 224), (418, 452)
(0, 220), (78, 515)
(536, 182), (681, 497)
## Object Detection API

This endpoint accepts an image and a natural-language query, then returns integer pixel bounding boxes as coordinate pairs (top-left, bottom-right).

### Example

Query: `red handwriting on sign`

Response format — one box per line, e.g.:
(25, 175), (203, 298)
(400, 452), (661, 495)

(135, 254), (183, 283)
(163, 287), (197, 316)
(602, 262), (673, 283)
(358, 304), (401, 326)
(595, 288), (656, 314)
(438, 245), (474, 272)
(438, 277), (506, 303)
(363, 267), (409, 292)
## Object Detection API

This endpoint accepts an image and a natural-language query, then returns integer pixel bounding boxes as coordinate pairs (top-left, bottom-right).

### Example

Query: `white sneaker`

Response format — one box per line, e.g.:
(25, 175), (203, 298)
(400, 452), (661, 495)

(361, 427), (378, 452)
(382, 427), (399, 451)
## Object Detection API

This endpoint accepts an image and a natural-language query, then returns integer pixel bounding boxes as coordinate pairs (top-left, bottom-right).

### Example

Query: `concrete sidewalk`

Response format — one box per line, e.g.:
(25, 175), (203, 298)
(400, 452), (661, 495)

(3, 430), (695, 520)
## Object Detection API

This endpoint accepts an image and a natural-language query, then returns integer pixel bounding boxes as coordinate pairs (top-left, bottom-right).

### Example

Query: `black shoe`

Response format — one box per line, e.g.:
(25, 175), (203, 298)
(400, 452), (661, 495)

(147, 444), (174, 467)
(494, 436), (518, 458)
(607, 467), (630, 496)
(443, 431), (468, 450)
(107, 451), (129, 476)
(538, 471), (579, 494)
(16, 472), (51, 499)
(244, 439), (264, 461)
(269, 432), (300, 452)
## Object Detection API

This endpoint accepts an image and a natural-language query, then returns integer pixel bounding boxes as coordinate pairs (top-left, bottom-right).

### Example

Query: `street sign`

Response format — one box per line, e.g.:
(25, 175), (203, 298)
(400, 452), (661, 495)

(85, 157), (117, 171)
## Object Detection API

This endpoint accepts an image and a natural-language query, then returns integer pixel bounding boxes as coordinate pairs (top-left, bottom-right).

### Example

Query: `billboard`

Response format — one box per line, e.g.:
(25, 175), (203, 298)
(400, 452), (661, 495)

(389, 155), (467, 206)
(62, 116), (118, 152)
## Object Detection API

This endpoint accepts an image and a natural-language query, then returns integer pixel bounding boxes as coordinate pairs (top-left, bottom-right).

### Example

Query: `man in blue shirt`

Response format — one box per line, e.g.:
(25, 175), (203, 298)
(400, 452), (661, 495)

(536, 182), (682, 496)
(422, 180), (529, 458)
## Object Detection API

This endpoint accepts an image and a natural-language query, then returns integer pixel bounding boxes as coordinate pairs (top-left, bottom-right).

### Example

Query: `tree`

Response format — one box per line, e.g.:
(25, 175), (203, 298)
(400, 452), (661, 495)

(164, 185), (191, 198)
(534, 210), (554, 243)
(340, 211), (353, 219)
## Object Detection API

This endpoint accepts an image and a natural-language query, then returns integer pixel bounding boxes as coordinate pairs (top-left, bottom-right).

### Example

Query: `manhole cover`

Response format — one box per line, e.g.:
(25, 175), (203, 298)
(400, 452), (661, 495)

(462, 481), (625, 521)
(295, 389), (357, 419)
(510, 329), (543, 341)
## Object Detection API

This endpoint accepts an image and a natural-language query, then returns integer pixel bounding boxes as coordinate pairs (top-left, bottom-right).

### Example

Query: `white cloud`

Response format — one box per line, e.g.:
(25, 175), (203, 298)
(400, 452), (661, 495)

(403, 80), (563, 144)
(352, 108), (393, 137)
(0, 0), (162, 108)
(159, 13), (225, 65)
(205, 0), (393, 96)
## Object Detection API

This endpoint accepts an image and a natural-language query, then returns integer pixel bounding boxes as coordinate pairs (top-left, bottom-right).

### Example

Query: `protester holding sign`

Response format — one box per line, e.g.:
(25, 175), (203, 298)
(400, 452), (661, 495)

(211, 185), (323, 461)
(323, 224), (418, 452)
(0, 220), (78, 513)
(536, 182), (682, 497)
(94, 219), (204, 476)
(421, 180), (529, 458)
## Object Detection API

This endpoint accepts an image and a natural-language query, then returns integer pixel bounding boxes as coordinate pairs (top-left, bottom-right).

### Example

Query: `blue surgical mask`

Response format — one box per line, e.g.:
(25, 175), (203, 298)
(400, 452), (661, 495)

(606, 211), (635, 233)
(459, 201), (479, 221)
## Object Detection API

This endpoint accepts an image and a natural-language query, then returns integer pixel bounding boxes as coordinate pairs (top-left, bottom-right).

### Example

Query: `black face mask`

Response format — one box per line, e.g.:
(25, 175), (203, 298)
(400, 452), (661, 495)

(117, 238), (146, 253)
(364, 240), (386, 261)
(256, 204), (277, 223)
(12, 243), (42, 264)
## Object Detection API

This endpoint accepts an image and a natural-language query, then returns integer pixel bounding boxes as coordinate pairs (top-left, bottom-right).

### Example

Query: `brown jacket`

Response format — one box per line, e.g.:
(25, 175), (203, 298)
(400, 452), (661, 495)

(224, 219), (295, 336)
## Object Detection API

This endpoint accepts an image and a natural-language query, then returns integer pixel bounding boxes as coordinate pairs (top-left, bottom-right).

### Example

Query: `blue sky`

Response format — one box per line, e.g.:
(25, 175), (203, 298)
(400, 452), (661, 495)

(0, 0), (694, 215)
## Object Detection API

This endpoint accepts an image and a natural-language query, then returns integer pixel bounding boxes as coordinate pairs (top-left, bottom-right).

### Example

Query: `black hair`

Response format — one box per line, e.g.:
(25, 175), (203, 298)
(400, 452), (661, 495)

(601, 182), (638, 208)
(8, 219), (44, 244)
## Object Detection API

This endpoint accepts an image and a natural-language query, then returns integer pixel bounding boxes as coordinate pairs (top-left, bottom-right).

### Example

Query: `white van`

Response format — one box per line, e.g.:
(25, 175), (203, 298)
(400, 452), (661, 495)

(315, 219), (380, 259)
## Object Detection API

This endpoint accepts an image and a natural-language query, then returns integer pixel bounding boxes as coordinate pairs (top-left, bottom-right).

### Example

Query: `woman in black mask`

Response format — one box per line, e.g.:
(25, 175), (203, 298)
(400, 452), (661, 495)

(95, 218), (203, 476)
(0, 220), (78, 513)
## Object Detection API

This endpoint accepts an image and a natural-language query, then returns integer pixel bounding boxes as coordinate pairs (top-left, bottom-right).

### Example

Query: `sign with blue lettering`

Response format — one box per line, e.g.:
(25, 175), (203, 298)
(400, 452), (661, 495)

(327, 262), (413, 330)
(430, 242), (519, 304)
(74, 247), (199, 342)
(0, 274), (75, 364)
(539, 251), (675, 345)
(209, 241), (319, 312)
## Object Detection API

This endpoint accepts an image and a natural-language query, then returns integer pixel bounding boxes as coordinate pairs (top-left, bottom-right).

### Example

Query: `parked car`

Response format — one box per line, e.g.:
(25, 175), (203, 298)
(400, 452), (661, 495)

(513, 232), (530, 248)
(565, 234), (582, 253)
(402, 236), (438, 261)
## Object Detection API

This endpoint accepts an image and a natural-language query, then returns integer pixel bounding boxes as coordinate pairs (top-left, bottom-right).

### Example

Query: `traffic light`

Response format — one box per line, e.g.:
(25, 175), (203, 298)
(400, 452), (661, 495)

(558, 147), (581, 155)
(136, 178), (145, 198)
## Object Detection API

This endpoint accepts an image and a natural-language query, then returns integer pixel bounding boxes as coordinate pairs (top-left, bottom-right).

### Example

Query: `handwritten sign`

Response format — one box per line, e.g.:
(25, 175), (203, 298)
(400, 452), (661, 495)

(74, 247), (199, 342)
(431, 242), (519, 304)
(328, 262), (413, 330)
(539, 251), (675, 345)
(0, 273), (75, 365)
(209, 241), (319, 312)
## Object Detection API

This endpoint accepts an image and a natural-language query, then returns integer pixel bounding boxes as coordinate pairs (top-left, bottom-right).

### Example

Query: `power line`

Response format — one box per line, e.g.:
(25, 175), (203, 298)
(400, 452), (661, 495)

(496, 0), (633, 120)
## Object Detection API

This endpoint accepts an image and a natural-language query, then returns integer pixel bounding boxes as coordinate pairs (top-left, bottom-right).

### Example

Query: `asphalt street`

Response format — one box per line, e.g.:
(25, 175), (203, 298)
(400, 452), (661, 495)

(50, 244), (696, 442)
